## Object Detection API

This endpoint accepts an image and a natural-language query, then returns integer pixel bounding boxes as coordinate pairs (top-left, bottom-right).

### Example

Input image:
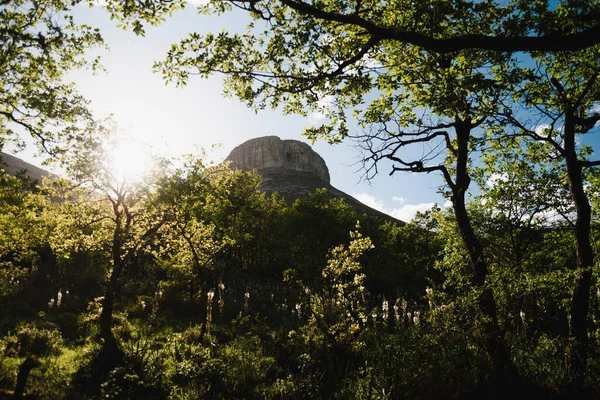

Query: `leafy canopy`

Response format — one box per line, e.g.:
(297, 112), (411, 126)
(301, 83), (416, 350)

(94, 0), (600, 144)
(1, 0), (104, 154)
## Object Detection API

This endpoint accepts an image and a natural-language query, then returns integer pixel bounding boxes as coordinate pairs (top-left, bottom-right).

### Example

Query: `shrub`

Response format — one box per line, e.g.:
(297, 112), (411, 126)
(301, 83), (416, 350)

(9, 324), (63, 357)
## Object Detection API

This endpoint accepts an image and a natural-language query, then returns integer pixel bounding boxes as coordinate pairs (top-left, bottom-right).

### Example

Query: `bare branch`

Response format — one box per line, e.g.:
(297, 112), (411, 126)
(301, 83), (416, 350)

(498, 110), (566, 157)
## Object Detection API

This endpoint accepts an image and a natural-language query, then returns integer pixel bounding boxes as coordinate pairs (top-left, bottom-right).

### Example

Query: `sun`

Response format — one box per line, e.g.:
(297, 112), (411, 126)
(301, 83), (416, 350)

(109, 138), (153, 184)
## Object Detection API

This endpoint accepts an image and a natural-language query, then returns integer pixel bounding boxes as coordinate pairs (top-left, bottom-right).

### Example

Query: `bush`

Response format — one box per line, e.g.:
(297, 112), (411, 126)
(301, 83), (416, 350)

(5, 324), (63, 358)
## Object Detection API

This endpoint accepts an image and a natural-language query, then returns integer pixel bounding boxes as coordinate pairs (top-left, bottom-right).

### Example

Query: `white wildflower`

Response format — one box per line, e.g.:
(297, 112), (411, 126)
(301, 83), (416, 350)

(382, 299), (389, 321)
(413, 311), (420, 326)
(244, 291), (250, 312)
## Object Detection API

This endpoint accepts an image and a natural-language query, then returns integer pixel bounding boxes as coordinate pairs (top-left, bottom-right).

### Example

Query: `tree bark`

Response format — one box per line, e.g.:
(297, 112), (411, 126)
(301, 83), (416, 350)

(99, 261), (124, 354)
(563, 112), (595, 389)
(198, 282), (208, 340)
(13, 356), (39, 398)
(99, 198), (127, 355)
(451, 120), (519, 389)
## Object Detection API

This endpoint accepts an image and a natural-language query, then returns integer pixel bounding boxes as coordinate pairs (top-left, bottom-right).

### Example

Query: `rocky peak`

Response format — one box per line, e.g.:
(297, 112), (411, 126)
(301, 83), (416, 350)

(225, 136), (330, 183)
(225, 136), (402, 223)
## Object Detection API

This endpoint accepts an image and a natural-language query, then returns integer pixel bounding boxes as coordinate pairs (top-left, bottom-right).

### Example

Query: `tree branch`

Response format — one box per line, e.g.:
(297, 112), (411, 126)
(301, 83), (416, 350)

(0, 110), (53, 154)
(387, 157), (455, 191)
(276, 0), (600, 53)
(580, 159), (600, 168)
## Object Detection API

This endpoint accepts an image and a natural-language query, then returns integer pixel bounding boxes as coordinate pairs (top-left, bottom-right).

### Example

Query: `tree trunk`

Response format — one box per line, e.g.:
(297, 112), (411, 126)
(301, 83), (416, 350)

(199, 283), (208, 340)
(563, 113), (594, 389)
(99, 199), (126, 354)
(453, 195), (518, 387)
(13, 356), (39, 398)
(451, 121), (519, 389)
(99, 262), (124, 354)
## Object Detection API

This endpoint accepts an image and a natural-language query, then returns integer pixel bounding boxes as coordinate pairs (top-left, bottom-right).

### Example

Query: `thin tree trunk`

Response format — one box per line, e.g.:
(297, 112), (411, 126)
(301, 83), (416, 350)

(452, 121), (519, 389)
(13, 356), (39, 398)
(453, 195), (518, 387)
(199, 282), (208, 340)
(99, 199), (127, 355)
(563, 113), (594, 389)
(99, 262), (124, 354)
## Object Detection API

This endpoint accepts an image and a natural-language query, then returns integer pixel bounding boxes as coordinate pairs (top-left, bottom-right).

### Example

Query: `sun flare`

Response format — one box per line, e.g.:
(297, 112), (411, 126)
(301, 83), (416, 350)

(109, 138), (153, 183)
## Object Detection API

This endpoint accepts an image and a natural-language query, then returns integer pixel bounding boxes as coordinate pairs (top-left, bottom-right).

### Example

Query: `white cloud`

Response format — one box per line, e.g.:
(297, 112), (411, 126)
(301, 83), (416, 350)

(532, 209), (572, 225)
(308, 113), (324, 123)
(361, 56), (382, 69)
(353, 193), (385, 212)
(392, 196), (406, 203)
(534, 124), (551, 135)
(352, 192), (438, 222)
(486, 173), (508, 188)
(308, 94), (334, 123)
(389, 203), (437, 222)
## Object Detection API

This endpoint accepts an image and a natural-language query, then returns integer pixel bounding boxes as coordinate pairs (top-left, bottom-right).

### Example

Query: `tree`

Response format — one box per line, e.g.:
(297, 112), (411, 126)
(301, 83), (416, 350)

(1, 0), (103, 153)
(156, 156), (235, 333)
(284, 225), (373, 397)
(107, 1), (600, 56)
(201, 164), (280, 274)
(51, 122), (168, 356)
(494, 45), (600, 389)
(357, 47), (526, 389)
(476, 140), (577, 379)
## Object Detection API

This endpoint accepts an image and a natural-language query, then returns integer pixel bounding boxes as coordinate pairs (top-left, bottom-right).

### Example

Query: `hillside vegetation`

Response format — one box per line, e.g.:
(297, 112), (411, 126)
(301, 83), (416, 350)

(3, 0), (600, 398)
(0, 150), (598, 398)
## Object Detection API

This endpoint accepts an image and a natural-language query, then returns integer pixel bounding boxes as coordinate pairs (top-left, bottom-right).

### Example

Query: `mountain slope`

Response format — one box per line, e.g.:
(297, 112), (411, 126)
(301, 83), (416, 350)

(226, 136), (403, 224)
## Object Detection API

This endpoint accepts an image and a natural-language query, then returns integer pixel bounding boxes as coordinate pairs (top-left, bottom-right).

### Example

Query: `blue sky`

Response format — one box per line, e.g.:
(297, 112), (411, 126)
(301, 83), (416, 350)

(7, 3), (451, 221)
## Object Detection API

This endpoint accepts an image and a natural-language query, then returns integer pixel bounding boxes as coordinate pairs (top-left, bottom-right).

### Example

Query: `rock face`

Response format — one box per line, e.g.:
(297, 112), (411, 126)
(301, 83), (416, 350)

(225, 136), (402, 223)
(226, 136), (330, 183)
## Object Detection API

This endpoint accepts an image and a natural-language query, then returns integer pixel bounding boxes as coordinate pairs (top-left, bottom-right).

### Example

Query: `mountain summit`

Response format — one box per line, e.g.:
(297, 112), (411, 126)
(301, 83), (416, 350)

(225, 136), (402, 223)
(226, 136), (330, 182)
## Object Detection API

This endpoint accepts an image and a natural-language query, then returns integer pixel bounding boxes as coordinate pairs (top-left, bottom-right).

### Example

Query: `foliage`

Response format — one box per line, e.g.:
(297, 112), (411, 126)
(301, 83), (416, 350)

(4, 0), (600, 396)
(0, 0), (104, 153)
(3, 323), (63, 358)
(0, 159), (595, 397)
(306, 225), (372, 347)
(0, 170), (50, 298)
